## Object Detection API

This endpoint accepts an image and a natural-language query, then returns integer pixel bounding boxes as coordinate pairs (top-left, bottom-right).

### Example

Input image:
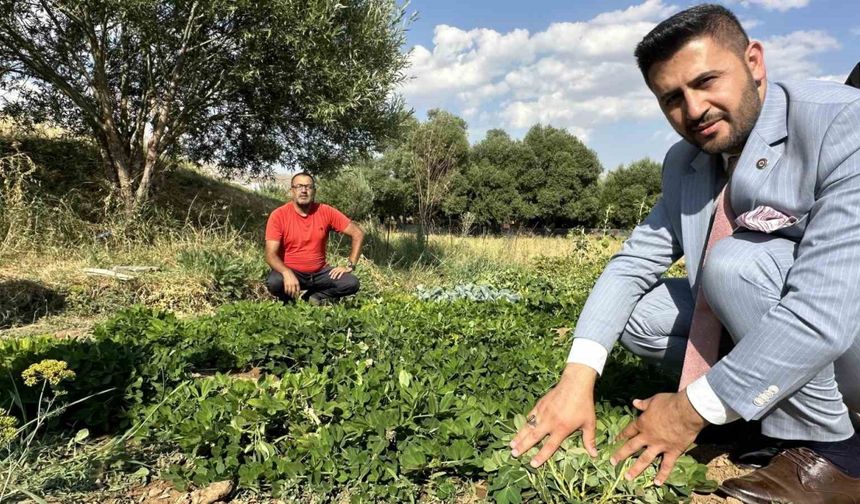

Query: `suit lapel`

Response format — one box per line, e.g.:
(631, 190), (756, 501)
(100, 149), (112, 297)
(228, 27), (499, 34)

(730, 83), (789, 214)
(681, 151), (720, 291)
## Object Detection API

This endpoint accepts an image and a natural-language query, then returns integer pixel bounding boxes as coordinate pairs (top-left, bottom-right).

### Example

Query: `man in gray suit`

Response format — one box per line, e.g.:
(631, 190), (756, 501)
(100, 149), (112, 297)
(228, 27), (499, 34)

(510, 4), (860, 502)
(847, 62), (860, 89)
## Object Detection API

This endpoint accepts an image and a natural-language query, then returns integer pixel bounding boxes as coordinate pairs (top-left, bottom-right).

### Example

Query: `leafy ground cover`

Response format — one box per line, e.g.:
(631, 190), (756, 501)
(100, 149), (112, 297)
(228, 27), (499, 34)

(1, 257), (716, 502)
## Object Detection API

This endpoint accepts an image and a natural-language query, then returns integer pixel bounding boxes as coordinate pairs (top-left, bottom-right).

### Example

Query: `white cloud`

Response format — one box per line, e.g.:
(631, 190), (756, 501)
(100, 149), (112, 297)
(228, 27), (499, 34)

(401, 0), (679, 141)
(461, 106), (478, 118)
(812, 74), (848, 83)
(739, 0), (810, 11)
(401, 25), (534, 99)
(590, 0), (678, 24)
(566, 126), (592, 143)
(852, 27), (860, 36)
(740, 18), (762, 30)
(400, 1), (841, 151)
(532, 21), (659, 59)
(500, 92), (658, 129)
(762, 30), (841, 80)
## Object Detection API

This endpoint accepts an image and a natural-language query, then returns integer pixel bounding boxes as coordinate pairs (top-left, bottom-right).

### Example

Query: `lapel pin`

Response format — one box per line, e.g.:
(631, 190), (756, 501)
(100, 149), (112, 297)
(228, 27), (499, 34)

(756, 158), (768, 169)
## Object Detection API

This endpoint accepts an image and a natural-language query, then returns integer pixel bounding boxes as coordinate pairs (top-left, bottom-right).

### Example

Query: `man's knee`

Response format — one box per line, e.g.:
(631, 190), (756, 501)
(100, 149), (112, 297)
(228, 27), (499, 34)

(342, 274), (360, 295)
(619, 278), (692, 369)
(836, 354), (860, 414)
(702, 234), (795, 308)
(622, 316), (670, 353)
(266, 270), (284, 295)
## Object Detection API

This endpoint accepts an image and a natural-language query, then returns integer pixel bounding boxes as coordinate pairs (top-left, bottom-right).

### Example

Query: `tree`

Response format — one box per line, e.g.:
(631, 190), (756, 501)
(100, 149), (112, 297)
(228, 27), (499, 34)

(460, 160), (521, 227)
(365, 150), (416, 222)
(0, 0), (409, 214)
(408, 109), (468, 241)
(443, 129), (538, 229)
(522, 125), (602, 227)
(316, 166), (374, 221)
(599, 158), (662, 228)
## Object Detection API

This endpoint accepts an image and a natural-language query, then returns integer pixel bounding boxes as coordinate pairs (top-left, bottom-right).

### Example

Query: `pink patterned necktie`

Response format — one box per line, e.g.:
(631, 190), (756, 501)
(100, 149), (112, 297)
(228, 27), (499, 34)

(678, 158), (738, 391)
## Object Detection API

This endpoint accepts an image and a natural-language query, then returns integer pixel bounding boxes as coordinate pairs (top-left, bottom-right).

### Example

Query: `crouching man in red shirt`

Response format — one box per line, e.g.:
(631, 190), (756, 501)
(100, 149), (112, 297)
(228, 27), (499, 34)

(264, 172), (365, 305)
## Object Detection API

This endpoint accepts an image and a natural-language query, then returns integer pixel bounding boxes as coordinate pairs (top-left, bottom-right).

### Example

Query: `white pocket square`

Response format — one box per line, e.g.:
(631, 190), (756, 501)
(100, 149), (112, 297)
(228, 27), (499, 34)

(735, 206), (798, 233)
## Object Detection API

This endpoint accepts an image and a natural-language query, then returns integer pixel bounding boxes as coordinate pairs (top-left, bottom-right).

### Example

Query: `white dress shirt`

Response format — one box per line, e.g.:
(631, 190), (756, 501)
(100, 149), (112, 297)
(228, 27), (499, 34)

(567, 339), (740, 424)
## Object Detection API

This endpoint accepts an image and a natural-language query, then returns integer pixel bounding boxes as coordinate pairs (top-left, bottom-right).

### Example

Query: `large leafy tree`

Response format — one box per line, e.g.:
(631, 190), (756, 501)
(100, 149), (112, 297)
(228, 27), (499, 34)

(444, 129), (538, 229)
(599, 158), (662, 228)
(0, 0), (409, 213)
(522, 125), (602, 227)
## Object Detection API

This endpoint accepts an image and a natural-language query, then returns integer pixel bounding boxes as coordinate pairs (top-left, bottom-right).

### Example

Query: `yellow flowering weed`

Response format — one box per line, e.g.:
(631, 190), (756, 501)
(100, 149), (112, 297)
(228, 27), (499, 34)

(21, 359), (76, 387)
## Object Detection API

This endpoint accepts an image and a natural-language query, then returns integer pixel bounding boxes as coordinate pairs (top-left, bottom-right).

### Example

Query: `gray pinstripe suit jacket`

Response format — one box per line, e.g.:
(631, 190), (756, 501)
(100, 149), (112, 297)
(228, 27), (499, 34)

(573, 80), (860, 421)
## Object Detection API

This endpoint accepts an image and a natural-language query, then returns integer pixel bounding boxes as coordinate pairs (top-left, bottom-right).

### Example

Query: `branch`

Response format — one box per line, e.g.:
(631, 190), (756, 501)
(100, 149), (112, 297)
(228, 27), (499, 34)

(0, 29), (100, 131)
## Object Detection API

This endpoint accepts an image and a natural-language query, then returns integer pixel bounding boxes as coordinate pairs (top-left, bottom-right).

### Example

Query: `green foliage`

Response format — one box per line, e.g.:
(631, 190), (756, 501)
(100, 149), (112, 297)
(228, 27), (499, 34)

(484, 406), (717, 503)
(0, 279), (66, 330)
(255, 182), (291, 203)
(365, 121), (610, 230)
(442, 129), (537, 228)
(1, 0), (411, 210)
(0, 134), (281, 250)
(523, 125), (603, 226)
(411, 110), (471, 169)
(352, 150), (417, 221)
(361, 121), (616, 230)
(416, 283), (521, 303)
(177, 250), (265, 302)
(599, 159), (663, 229)
(451, 129), (540, 227)
(409, 109), (471, 240)
(0, 272), (713, 501)
(316, 165), (375, 221)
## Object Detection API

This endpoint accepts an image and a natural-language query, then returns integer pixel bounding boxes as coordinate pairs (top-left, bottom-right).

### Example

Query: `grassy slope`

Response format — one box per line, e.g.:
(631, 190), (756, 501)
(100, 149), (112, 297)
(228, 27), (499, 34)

(0, 134), (282, 233)
(0, 133), (283, 336)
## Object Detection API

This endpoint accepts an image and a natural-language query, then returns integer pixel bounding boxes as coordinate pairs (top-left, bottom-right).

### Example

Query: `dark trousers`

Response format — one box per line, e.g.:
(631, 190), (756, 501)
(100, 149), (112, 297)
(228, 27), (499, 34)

(266, 267), (360, 303)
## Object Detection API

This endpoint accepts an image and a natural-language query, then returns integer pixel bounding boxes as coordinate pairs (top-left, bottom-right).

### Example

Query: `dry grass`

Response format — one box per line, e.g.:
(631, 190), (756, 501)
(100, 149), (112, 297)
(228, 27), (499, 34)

(427, 232), (621, 264)
(0, 227), (621, 337)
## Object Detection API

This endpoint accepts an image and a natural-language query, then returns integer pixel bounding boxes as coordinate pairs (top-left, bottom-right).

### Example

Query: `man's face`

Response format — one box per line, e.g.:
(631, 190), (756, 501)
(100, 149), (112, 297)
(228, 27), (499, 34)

(647, 36), (765, 155)
(290, 175), (315, 205)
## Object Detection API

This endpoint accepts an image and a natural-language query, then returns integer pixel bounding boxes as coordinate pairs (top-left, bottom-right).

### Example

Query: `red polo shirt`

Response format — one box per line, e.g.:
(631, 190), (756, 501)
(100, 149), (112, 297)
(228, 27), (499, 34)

(265, 202), (351, 273)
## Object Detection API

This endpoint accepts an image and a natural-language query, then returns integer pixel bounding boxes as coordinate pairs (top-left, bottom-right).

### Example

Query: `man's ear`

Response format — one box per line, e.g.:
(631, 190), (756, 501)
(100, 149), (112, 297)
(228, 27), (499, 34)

(746, 40), (766, 85)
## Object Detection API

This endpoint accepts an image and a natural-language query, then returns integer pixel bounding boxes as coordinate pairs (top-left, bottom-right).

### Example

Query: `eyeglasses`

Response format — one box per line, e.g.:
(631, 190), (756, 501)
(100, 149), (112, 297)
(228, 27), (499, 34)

(291, 184), (315, 191)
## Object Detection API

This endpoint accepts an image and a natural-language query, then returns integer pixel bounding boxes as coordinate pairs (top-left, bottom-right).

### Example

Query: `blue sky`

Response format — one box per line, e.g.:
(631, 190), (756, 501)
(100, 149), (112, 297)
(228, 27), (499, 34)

(398, 0), (859, 171)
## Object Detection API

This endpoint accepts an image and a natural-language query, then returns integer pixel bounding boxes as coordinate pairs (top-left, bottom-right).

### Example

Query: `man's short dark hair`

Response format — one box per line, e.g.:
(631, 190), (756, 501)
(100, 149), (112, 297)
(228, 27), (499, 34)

(290, 171), (316, 186)
(635, 4), (749, 86)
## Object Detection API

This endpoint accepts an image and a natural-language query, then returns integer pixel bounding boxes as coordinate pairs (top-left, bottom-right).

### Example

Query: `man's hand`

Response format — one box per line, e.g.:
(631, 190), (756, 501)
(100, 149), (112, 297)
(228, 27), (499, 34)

(610, 392), (708, 486)
(510, 363), (599, 467)
(282, 270), (301, 298)
(328, 266), (353, 280)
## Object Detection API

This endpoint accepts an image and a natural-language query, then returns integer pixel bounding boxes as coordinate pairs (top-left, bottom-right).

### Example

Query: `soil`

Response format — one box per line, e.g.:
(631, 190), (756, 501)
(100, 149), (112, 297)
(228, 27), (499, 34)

(120, 479), (235, 504)
(690, 444), (753, 504)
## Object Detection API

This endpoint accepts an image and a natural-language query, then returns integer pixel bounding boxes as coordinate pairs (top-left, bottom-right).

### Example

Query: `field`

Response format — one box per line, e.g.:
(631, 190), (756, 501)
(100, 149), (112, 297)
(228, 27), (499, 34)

(0, 138), (745, 503)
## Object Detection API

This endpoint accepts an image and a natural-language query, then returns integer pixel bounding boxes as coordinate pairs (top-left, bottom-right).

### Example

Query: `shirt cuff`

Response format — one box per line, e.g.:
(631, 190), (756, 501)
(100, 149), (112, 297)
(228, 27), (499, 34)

(566, 338), (609, 376)
(686, 375), (742, 425)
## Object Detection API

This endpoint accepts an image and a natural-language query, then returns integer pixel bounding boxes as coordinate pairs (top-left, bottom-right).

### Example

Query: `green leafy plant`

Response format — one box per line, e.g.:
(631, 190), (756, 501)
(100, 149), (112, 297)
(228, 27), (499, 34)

(416, 283), (521, 303)
(177, 249), (263, 301)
